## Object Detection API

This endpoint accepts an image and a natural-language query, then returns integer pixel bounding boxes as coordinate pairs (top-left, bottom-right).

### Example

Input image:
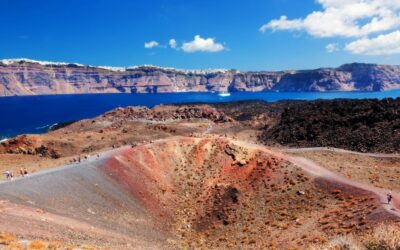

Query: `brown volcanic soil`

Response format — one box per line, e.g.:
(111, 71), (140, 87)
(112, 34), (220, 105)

(288, 149), (400, 193)
(0, 104), (246, 176)
(0, 100), (399, 248)
(0, 96), (399, 249)
(101, 137), (398, 249)
(1, 137), (398, 249)
(1, 98), (399, 178)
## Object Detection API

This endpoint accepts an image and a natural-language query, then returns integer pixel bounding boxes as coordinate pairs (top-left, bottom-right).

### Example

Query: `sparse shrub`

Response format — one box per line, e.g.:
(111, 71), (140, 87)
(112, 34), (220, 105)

(365, 224), (400, 250)
(29, 240), (46, 250)
(310, 234), (363, 250)
(8, 241), (24, 249)
(311, 224), (400, 250)
(0, 233), (16, 245)
(48, 241), (63, 250)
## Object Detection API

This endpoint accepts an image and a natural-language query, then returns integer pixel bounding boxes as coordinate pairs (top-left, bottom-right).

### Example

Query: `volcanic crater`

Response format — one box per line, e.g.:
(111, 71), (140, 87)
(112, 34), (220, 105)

(0, 100), (399, 249)
(67, 136), (395, 249)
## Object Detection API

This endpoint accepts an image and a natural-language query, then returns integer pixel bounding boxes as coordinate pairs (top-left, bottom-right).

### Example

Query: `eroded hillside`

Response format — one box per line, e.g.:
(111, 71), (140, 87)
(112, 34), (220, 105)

(1, 137), (398, 249)
(1, 59), (399, 95)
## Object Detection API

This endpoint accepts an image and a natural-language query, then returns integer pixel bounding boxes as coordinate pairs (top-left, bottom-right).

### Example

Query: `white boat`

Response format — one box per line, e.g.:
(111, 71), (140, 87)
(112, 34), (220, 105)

(218, 92), (231, 97)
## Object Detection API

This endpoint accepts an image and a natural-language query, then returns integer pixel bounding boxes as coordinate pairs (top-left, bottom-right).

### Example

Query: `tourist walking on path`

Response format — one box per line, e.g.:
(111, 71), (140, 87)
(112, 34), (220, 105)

(3, 170), (13, 180)
(19, 168), (25, 177)
(387, 193), (393, 204)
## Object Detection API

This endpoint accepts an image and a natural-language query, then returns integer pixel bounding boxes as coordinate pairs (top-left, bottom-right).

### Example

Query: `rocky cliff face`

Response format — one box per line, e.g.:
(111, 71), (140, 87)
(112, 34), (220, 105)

(0, 59), (399, 96)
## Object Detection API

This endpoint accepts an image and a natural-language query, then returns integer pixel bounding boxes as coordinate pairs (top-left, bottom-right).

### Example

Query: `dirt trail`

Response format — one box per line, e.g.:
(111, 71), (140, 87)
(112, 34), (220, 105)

(0, 147), (170, 249)
(283, 147), (400, 159)
(234, 140), (400, 218)
(138, 136), (400, 218)
(0, 200), (144, 246)
(1, 136), (399, 248)
(287, 155), (400, 217)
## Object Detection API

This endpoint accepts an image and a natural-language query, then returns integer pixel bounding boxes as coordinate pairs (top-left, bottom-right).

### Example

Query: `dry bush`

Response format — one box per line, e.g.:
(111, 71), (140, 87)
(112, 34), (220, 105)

(47, 241), (63, 250)
(365, 224), (400, 250)
(0, 233), (17, 245)
(79, 245), (96, 250)
(310, 223), (400, 250)
(310, 235), (363, 250)
(5, 241), (24, 250)
(29, 240), (46, 250)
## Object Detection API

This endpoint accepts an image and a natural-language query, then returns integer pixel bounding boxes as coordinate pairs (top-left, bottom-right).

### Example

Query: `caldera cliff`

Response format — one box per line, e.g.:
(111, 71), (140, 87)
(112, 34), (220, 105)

(0, 59), (399, 96)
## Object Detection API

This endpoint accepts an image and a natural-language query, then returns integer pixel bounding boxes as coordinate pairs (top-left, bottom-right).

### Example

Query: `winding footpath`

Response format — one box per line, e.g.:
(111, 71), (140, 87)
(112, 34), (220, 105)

(287, 154), (400, 218)
(1, 137), (400, 220)
(234, 140), (400, 219)
(283, 147), (400, 159)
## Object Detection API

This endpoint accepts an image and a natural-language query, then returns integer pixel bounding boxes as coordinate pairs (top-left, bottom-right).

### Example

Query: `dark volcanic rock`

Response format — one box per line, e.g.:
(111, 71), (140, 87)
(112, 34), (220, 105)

(0, 59), (399, 96)
(259, 98), (400, 153)
(204, 99), (400, 153)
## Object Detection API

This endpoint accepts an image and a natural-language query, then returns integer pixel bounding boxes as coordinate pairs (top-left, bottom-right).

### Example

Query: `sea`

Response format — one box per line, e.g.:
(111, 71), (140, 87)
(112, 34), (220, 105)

(1, 90), (400, 139)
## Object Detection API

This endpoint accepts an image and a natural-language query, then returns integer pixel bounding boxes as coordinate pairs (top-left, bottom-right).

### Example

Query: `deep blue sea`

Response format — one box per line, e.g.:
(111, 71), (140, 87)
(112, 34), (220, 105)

(1, 90), (400, 139)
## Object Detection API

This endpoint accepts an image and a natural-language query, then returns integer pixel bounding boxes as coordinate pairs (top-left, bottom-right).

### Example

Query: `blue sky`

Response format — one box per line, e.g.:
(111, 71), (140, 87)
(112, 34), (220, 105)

(1, 0), (399, 71)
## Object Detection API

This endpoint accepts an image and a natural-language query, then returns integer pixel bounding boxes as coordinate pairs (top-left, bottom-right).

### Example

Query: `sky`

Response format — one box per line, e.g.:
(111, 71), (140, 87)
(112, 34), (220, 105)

(1, 0), (400, 71)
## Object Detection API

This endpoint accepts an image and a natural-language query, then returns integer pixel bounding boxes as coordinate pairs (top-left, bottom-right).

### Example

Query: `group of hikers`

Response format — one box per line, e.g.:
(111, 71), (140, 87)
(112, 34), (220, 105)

(72, 154), (100, 164)
(3, 168), (28, 180)
(0, 164), (397, 211)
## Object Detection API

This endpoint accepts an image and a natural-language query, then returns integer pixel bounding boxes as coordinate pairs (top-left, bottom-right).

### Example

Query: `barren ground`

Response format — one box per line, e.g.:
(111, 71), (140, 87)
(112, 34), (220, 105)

(0, 103), (399, 249)
(286, 149), (400, 193)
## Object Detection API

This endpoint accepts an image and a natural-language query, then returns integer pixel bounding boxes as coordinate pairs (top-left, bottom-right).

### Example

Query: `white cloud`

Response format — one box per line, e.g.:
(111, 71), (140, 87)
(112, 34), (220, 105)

(144, 41), (159, 49)
(260, 16), (303, 33)
(169, 39), (177, 49)
(345, 30), (400, 55)
(181, 35), (225, 53)
(326, 43), (340, 53)
(260, 0), (400, 38)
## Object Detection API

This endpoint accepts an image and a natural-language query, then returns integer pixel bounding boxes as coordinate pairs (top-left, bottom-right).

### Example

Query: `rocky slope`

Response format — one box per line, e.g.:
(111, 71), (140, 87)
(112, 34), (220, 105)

(1, 99), (398, 158)
(255, 98), (400, 153)
(1, 137), (398, 249)
(0, 59), (399, 95)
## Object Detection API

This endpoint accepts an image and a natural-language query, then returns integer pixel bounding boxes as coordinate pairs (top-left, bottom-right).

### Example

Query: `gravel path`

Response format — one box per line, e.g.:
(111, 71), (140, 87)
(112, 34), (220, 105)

(0, 146), (169, 249)
(283, 147), (400, 159)
(0, 138), (398, 247)
(287, 155), (400, 218)
(234, 140), (400, 218)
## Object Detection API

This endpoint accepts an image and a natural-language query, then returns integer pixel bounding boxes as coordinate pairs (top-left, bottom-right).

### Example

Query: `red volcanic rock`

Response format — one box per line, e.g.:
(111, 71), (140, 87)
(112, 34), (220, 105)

(0, 135), (60, 158)
(103, 138), (284, 222)
(0, 136), (396, 249)
(101, 137), (390, 249)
